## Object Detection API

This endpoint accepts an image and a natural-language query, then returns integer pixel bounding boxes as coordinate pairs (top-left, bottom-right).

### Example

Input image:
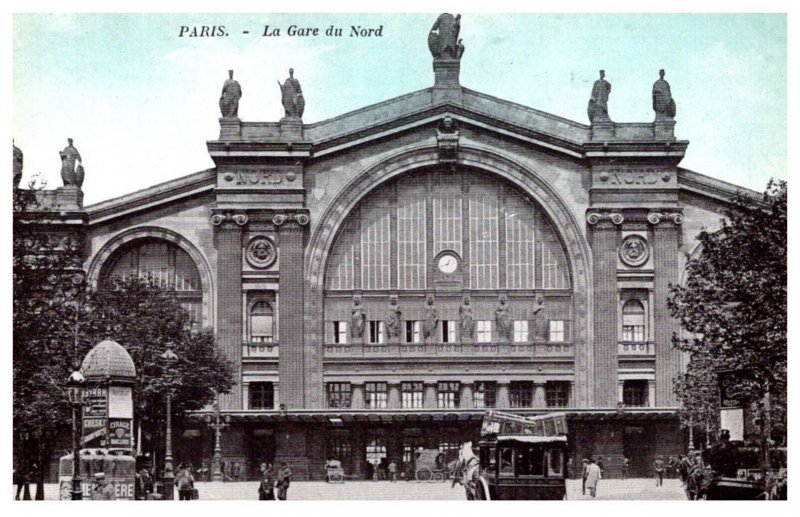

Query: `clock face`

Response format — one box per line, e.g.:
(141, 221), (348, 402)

(437, 253), (459, 274)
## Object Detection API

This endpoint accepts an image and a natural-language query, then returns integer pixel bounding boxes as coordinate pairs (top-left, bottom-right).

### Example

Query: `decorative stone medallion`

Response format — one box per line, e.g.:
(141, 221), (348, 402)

(246, 236), (277, 269)
(619, 234), (650, 267)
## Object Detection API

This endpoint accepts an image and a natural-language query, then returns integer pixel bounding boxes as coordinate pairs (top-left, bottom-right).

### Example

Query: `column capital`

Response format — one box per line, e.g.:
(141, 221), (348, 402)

(210, 209), (248, 228)
(586, 211), (624, 226)
(273, 210), (310, 229)
(647, 210), (683, 226)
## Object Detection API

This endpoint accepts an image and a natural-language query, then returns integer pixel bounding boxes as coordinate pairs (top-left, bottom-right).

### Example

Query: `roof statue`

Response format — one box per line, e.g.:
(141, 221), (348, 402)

(59, 138), (85, 188)
(278, 68), (305, 119)
(428, 13), (463, 60)
(587, 70), (612, 123)
(13, 141), (23, 189)
(652, 69), (677, 120)
(219, 69), (242, 118)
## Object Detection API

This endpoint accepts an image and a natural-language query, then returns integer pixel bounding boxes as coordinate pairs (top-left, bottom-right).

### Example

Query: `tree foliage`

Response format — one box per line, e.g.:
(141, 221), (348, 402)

(668, 180), (787, 446)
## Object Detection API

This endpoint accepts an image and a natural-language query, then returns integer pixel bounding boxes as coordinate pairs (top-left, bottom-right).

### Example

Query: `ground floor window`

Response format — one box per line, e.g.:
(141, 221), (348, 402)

(510, 381), (533, 408)
(545, 381), (571, 408)
(437, 381), (460, 408)
(365, 382), (388, 409)
(327, 382), (352, 408)
(248, 382), (274, 410)
(623, 379), (649, 407)
(474, 381), (497, 408)
(401, 382), (423, 408)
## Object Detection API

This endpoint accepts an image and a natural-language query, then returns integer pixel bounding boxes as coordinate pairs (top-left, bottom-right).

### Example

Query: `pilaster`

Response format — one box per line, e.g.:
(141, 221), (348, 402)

(277, 216), (307, 409)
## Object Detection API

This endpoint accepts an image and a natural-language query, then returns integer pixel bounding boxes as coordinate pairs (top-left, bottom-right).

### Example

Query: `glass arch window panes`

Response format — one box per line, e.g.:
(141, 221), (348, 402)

(103, 238), (203, 326)
(622, 300), (646, 342)
(251, 301), (275, 343)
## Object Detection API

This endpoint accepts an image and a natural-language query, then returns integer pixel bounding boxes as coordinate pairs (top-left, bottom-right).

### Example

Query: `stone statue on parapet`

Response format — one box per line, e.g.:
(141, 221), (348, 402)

(59, 138), (84, 188)
(386, 296), (402, 340)
(459, 295), (475, 341)
(428, 13), (462, 60)
(219, 69), (242, 118)
(495, 294), (512, 341)
(652, 69), (676, 120)
(423, 294), (439, 341)
(13, 141), (23, 189)
(278, 68), (305, 119)
(351, 295), (365, 339)
(587, 70), (612, 123)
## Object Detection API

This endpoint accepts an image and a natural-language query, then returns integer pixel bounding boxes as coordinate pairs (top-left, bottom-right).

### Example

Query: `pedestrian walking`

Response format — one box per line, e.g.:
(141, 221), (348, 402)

(15, 464), (31, 500)
(91, 472), (117, 500)
(622, 456), (629, 480)
(677, 455), (688, 485)
(596, 456), (605, 476)
(258, 463), (275, 500)
(654, 456), (665, 487)
(388, 460), (398, 483)
(175, 463), (195, 500)
(276, 462), (292, 500)
(580, 458), (589, 495)
(232, 461), (242, 482)
(585, 459), (602, 498)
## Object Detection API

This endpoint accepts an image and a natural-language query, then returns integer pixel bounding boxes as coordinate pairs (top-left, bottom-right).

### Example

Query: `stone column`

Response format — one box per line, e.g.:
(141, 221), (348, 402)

(274, 382), (280, 409)
(212, 211), (246, 409)
(278, 218), (305, 409)
(351, 383), (365, 410)
(459, 383), (474, 409)
(588, 212), (621, 406)
(533, 382), (547, 409)
(423, 382), (438, 409)
(648, 379), (656, 408)
(618, 380), (625, 405)
(497, 382), (511, 409)
(388, 382), (401, 409)
(651, 212), (682, 406)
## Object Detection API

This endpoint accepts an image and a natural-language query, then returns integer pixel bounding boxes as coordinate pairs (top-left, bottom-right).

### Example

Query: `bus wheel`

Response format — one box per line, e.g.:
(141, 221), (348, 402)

(416, 468), (433, 482)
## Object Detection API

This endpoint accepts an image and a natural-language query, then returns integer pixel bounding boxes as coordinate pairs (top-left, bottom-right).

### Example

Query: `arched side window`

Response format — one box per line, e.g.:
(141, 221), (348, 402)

(102, 238), (203, 326)
(250, 301), (275, 343)
(622, 300), (646, 342)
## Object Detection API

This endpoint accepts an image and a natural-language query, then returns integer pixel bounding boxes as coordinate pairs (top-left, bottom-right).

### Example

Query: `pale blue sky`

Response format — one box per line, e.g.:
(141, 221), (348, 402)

(13, 13), (786, 204)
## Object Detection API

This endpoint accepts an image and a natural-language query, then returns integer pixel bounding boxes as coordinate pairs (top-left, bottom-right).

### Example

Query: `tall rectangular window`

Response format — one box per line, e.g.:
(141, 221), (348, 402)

(506, 214), (536, 289)
(368, 321), (385, 344)
(476, 321), (493, 343)
(510, 381), (534, 408)
(404, 321), (421, 343)
(441, 320), (457, 343)
(327, 383), (352, 409)
(622, 300), (646, 342)
(397, 196), (426, 289)
(332, 322), (348, 344)
(513, 320), (528, 343)
(401, 382), (423, 409)
(433, 197), (463, 255)
(437, 381), (460, 408)
(250, 301), (274, 343)
(549, 320), (565, 342)
(248, 382), (274, 410)
(361, 207), (391, 290)
(365, 382), (388, 409)
(474, 381), (497, 409)
(545, 381), (571, 408)
(469, 194), (499, 288)
(623, 380), (649, 407)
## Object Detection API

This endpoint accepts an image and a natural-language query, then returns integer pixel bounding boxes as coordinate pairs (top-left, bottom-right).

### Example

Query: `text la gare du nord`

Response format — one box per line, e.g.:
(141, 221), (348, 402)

(179, 24), (384, 38)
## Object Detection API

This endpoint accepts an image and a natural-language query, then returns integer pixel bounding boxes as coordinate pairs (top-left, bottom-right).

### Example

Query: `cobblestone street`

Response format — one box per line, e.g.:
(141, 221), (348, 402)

(19, 478), (687, 501)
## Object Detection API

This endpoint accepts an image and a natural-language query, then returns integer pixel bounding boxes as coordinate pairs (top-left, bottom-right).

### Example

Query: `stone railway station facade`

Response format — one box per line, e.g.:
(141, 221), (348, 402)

(25, 14), (756, 481)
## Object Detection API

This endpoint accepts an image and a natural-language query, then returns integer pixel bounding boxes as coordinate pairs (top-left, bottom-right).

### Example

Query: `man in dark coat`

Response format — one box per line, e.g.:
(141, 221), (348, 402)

(276, 462), (292, 500)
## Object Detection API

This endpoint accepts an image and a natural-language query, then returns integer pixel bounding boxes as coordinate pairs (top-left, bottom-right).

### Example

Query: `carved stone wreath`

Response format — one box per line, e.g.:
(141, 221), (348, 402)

(619, 235), (649, 267)
(246, 236), (277, 269)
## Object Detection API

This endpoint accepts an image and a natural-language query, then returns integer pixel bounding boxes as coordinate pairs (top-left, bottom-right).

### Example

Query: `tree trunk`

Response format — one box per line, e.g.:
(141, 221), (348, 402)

(761, 390), (772, 470)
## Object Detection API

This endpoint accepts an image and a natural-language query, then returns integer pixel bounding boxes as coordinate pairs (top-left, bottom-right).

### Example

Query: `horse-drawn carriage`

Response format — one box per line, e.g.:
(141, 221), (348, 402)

(325, 460), (345, 483)
(413, 449), (450, 482)
(455, 411), (569, 500)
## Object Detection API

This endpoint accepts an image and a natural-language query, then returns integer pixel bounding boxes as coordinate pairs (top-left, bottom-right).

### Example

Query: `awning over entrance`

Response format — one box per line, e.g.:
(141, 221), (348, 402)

(188, 407), (679, 425)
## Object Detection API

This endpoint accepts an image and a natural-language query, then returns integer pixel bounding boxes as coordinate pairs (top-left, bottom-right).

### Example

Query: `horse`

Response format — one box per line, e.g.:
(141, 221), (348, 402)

(452, 442), (484, 499)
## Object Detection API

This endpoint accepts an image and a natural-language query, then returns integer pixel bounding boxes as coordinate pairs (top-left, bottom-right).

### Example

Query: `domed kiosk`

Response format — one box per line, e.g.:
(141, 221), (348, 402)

(58, 340), (136, 500)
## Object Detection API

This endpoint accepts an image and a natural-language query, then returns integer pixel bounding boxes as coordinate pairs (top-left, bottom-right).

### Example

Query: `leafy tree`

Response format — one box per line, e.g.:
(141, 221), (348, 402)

(669, 180), (786, 466)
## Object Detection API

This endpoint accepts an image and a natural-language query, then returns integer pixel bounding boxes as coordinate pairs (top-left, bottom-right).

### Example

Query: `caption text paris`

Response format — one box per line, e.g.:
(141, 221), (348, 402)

(178, 25), (384, 38)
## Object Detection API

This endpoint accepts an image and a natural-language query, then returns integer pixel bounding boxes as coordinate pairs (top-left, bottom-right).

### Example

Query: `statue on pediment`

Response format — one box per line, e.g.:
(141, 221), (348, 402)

(278, 68), (305, 119)
(351, 296), (365, 339)
(386, 296), (402, 340)
(60, 138), (84, 188)
(495, 294), (512, 341)
(423, 294), (439, 341)
(219, 69), (242, 118)
(587, 70), (612, 123)
(533, 295), (547, 340)
(459, 295), (474, 341)
(652, 69), (677, 120)
(13, 141), (23, 188)
(428, 13), (462, 60)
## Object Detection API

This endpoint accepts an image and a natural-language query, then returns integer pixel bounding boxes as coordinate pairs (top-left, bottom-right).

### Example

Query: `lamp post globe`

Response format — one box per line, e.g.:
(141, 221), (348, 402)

(66, 370), (85, 500)
(160, 344), (178, 500)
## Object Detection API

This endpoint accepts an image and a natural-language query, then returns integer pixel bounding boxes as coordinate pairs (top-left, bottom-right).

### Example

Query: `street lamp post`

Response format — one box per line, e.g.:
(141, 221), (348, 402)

(66, 370), (86, 500)
(160, 344), (179, 500)
(205, 397), (229, 482)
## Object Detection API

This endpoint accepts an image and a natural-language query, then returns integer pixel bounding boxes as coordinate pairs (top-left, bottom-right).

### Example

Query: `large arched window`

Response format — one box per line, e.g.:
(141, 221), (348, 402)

(101, 238), (203, 326)
(250, 301), (275, 343)
(622, 300), (646, 342)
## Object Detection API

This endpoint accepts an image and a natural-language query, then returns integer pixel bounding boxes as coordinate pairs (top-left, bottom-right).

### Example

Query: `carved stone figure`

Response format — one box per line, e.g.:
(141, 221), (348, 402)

(386, 296), (402, 340)
(219, 69), (242, 118)
(428, 13), (462, 60)
(652, 69), (676, 120)
(423, 294), (439, 341)
(59, 138), (84, 188)
(587, 70), (611, 123)
(13, 141), (23, 188)
(459, 295), (475, 341)
(351, 296), (365, 339)
(278, 68), (305, 119)
(495, 295), (512, 341)
(533, 295), (546, 340)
